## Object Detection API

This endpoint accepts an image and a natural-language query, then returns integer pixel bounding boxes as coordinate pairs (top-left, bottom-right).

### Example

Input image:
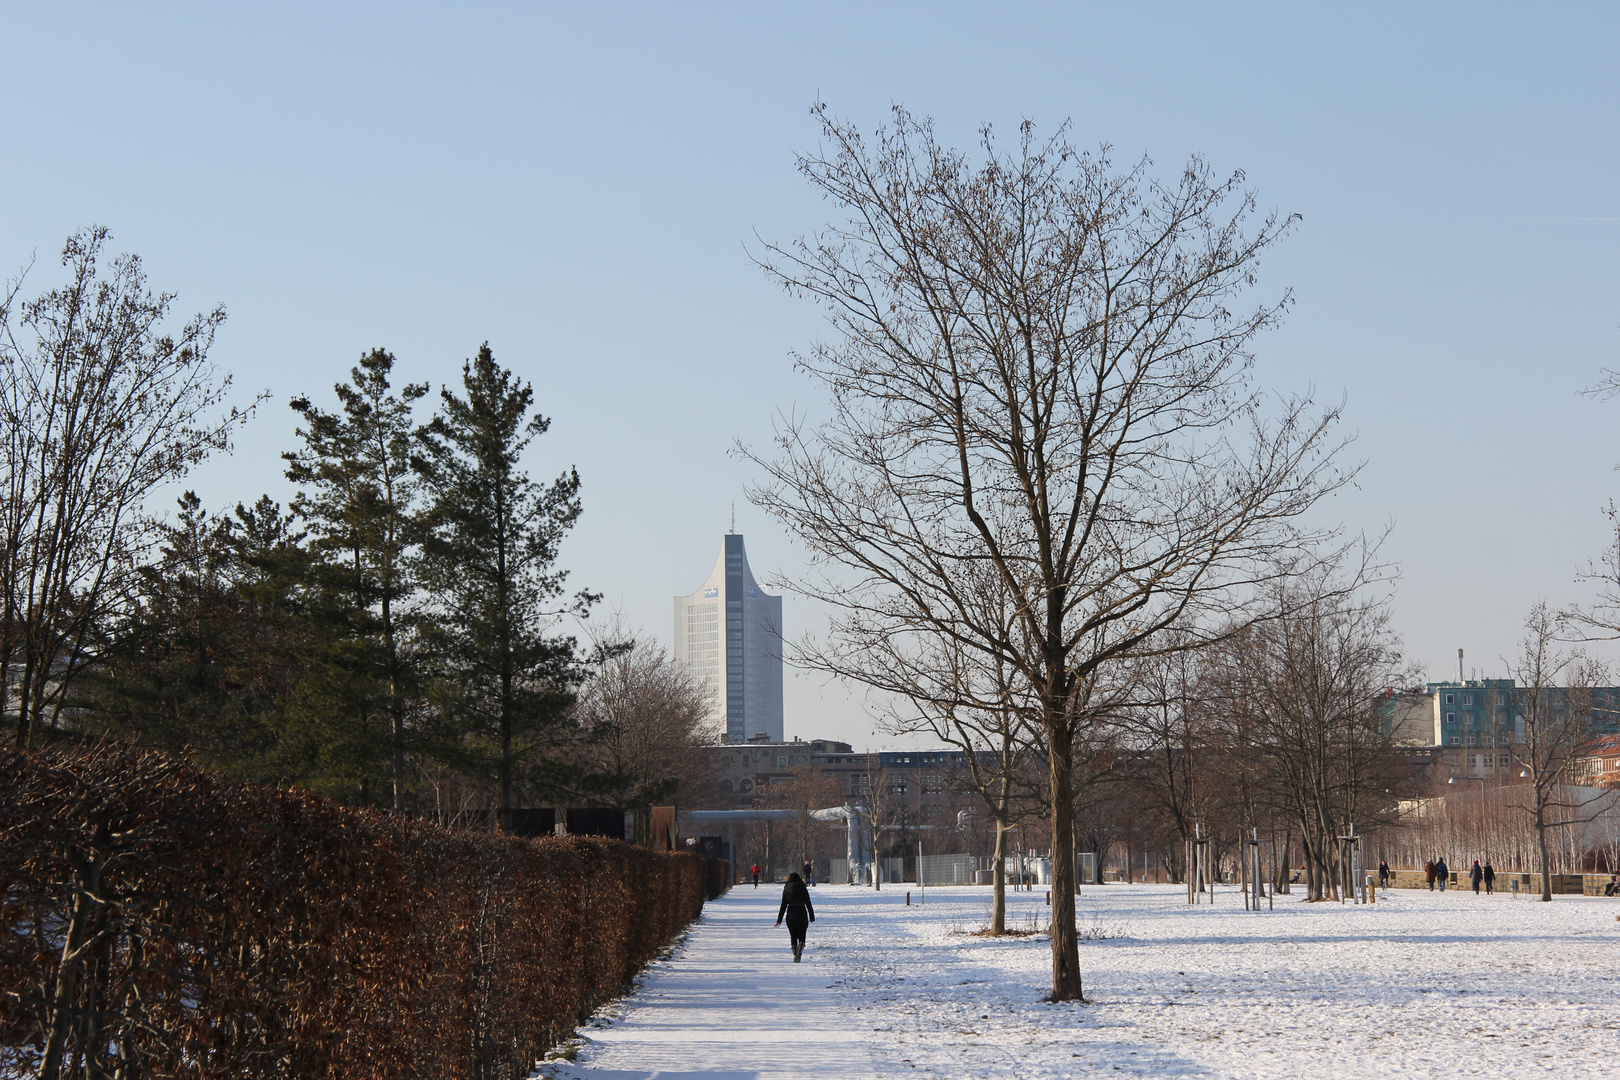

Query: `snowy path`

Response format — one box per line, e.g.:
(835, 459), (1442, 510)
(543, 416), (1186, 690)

(540, 883), (873, 1080)
(537, 882), (1620, 1079)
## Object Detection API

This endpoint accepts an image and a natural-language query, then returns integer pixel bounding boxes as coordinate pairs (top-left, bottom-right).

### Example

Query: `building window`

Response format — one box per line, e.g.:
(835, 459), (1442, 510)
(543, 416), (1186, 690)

(1445, 694), (1454, 705)
(1445, 712), (1456, 724)
(1468, 754), (1477, 766)
(1463, 694), (1473, 705)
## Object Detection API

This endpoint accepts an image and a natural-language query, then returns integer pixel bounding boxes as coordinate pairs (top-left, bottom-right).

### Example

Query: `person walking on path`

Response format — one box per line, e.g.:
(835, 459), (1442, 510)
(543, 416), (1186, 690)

(1483, 861), (1496, 894)
(802, 859), (814, 886)
(750, 864), (760, 889)
(1470, 860), (1483, 894)
(775, 871), (815, 963)
(1436, 856), (1449, 892)
(1425, 860), (1436, 891)
(1378, 860), (1390, 888)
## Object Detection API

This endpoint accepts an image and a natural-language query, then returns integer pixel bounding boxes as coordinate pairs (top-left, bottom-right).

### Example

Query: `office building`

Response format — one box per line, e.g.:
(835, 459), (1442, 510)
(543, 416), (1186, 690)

(673, 533), (784, 743)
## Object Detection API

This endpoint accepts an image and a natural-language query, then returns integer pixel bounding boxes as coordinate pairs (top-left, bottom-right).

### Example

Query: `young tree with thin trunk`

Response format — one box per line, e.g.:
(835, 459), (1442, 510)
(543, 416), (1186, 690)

(1507, 603), (1617, 901)
(284, 349), (426, 811)
(885, 567), (1045, 933)
(1118, 648), (1223, 886)
(855, 751), (901, 890)
(1, 228), (254, 748)
(414, 344), (592, 814)
(745, 106), (1352, 1000)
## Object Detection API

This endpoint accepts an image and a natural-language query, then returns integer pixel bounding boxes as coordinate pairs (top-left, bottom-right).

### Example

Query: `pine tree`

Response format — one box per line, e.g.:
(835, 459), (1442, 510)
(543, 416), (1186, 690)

(283, 350), (427, 811)
(82, 493), (324, 786)
(414, 344), (592, 813)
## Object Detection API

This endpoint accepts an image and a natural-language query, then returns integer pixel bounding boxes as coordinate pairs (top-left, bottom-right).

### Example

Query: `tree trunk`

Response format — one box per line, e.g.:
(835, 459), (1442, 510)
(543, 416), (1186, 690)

(870, 818), (880, 891)
(991, 816), (1009, 935)
(1536, 803), (1553, 902)
(1045, 719), (1082, 1001)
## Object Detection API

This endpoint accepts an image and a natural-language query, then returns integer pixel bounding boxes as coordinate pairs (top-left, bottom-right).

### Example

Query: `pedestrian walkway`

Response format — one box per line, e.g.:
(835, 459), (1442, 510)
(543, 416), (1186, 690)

(538, 884), (874, 1080)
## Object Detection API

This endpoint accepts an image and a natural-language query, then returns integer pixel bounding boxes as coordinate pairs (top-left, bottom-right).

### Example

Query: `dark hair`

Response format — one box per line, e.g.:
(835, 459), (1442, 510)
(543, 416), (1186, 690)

(786, 872), (802, 884)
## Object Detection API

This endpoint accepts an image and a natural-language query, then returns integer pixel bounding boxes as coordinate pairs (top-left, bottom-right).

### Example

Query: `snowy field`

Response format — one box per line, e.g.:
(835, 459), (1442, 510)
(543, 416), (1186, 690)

(537, 881), (1620, 1079)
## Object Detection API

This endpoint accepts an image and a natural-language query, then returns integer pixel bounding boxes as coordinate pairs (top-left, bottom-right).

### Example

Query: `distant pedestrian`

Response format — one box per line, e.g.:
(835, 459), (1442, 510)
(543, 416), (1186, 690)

(1425, 860), (1435, 891)
(802, 859), (815, 886)
(1378, 860), (1390, 888)
(1604, 873), (1619, 897)
(750, 864), (760, 888)
(1436, 857), (1449, 892)
(775, 872), (815, 962)
(1470, 860), (1483, 894)
(1483, 861), (1496, 894)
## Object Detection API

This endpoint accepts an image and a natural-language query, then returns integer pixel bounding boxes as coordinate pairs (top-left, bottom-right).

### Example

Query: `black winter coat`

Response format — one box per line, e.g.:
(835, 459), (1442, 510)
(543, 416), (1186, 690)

(777, 880), (814, 923)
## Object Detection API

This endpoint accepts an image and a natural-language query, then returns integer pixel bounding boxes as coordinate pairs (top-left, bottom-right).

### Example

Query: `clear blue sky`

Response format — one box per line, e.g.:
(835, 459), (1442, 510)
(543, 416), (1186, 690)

(4, 2), (1617, 747)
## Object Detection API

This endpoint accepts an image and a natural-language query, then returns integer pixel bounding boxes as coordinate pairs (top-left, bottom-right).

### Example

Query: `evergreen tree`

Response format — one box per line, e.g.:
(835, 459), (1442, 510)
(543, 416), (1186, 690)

(414, 344), (592, 813)
(82, 493), (323, 785)
(81, 492), (243, 756)
(283, 350), (427, 811)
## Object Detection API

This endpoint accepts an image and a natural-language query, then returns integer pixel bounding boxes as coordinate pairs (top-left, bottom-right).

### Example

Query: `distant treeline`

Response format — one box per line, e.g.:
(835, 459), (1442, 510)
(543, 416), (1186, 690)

(1, 227), (713, 820)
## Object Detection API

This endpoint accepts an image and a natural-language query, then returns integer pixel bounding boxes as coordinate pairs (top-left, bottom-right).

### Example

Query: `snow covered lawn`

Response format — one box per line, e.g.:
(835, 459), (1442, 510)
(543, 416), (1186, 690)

(538, 881), (1620, 1079)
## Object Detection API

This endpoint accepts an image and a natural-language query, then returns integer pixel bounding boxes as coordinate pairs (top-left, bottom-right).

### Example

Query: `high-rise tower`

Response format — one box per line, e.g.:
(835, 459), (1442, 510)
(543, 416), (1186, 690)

(673, 533), (783, 743)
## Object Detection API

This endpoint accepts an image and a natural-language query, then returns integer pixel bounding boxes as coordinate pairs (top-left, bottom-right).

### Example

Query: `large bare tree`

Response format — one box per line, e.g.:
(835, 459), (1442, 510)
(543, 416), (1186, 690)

(2, 228), (256, 747)
(746, 107), (1353, 1000)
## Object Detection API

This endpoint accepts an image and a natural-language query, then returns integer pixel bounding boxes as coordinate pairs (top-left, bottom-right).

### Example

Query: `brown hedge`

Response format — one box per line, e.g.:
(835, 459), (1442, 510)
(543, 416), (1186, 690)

(0, 743), (718, 1079)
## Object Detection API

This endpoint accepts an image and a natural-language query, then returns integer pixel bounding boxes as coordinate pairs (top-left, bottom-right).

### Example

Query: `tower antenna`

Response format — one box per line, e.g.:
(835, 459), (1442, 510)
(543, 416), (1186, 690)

(730, 503), (735, 533)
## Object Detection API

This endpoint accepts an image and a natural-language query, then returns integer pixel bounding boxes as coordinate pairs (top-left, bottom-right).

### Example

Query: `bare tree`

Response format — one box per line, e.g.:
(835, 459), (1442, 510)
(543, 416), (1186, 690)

(882, 566), (1045, 931)
(1220, 573), (1409, 900)
(1117, 648), (1225, 885)
(571, 619), (718, 814)
(1, 228), (257, 747)
(854, 751), (902, 890)
(757, 763), (846, 874)
(1507, 603), (1617, 901)
(745, 107), (1352, 1000)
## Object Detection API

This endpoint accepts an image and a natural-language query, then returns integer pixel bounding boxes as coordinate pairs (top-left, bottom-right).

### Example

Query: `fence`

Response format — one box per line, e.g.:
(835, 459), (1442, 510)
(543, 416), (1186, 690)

(0, 743), (714, 1080)
(918, 853), (979, 886)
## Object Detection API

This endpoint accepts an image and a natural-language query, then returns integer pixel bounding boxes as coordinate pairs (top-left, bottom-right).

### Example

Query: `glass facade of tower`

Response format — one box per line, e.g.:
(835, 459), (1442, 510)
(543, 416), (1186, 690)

(673, 534), (784, 743)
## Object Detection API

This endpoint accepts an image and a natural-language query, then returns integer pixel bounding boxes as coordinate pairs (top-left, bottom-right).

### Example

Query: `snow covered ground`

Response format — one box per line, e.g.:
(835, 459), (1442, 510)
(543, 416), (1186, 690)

(537, 880), (1620, 1079)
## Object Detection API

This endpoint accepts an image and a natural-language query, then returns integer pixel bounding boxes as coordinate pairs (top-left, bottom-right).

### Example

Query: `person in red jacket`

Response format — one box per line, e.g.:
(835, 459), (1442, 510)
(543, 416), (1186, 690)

(750, 864), (760, 888)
